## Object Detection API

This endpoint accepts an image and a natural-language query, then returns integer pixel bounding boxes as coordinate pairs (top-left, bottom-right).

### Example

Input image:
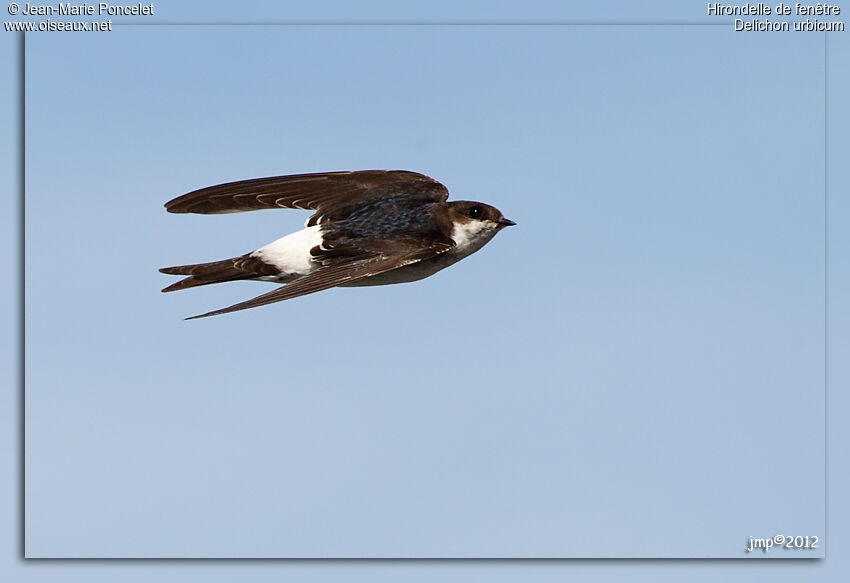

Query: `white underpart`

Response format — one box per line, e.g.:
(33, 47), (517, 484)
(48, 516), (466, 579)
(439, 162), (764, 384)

(451, 220), (499, 258)
(251, 225), (322, 276)
(246, 219), (500, 288)
(346, 219), (500, 287)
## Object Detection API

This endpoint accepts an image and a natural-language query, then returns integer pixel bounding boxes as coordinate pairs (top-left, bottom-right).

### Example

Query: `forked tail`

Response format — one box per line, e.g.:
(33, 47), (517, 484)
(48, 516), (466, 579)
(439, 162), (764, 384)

(159, 254), (279, 292)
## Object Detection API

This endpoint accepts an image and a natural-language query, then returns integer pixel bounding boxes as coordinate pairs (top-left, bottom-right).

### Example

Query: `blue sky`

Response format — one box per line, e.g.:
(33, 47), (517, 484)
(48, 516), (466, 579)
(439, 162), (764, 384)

(3, 0), (850, 579)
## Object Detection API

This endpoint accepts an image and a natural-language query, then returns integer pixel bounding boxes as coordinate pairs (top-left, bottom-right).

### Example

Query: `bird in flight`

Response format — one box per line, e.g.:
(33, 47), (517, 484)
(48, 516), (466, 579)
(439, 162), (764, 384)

(160, 170), (515, 319)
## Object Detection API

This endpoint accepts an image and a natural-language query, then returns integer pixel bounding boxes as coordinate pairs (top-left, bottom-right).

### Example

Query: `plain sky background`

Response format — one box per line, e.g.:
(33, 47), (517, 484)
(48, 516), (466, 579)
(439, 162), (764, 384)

(3, 0), (850, 579)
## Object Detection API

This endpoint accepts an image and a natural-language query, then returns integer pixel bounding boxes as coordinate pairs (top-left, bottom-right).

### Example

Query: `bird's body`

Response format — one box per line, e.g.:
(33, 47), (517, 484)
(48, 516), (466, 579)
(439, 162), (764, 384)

(161, 170), (514, 319)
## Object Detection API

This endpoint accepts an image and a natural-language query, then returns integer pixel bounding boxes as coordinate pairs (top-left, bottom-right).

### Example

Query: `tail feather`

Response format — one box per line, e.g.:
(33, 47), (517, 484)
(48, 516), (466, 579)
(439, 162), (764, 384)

(160, 254), (279, 292)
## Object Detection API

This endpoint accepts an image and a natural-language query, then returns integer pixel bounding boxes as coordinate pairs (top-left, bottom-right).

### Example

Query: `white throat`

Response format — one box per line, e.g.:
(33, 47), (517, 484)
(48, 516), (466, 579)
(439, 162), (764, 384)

(451, 220), (498, 257)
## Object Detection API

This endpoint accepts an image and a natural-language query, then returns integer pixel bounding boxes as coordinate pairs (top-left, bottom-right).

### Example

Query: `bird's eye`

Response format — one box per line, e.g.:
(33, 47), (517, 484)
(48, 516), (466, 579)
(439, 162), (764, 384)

(469, 206), (483, 219)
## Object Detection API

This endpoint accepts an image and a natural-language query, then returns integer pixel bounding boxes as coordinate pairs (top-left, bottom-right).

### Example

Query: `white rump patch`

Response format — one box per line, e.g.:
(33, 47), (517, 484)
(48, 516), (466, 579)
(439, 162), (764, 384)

(251, 225), (323, 276)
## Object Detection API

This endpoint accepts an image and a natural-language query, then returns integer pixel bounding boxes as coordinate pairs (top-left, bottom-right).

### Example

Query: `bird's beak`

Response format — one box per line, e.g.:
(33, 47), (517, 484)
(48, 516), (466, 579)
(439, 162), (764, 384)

(499, 218), (517, 227)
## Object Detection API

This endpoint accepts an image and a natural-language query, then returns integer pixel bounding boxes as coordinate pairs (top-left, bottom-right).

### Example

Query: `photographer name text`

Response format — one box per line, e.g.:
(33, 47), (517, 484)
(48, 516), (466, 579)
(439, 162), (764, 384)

(19, 2), (153, 16)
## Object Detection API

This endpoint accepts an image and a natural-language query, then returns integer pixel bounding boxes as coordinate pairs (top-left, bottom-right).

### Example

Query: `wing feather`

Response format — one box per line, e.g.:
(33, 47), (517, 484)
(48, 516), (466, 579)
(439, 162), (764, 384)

(185, 245), (450, 320)
(165, 170), (449, 225)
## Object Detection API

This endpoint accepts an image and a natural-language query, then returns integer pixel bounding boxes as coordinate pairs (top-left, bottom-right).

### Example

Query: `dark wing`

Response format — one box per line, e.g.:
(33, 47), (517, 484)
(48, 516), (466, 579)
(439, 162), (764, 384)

(164, 170), (449, 226)
(185, 242), (452, 320)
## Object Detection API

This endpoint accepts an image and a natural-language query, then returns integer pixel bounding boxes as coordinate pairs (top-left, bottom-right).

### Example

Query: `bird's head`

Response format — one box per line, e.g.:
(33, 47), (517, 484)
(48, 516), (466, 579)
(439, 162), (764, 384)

(445, 201), (515, 250)
(446, 201), (515, 228)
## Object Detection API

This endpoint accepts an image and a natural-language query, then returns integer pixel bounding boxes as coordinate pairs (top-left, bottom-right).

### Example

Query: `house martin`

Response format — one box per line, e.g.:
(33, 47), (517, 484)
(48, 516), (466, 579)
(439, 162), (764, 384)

(160, 170), (515, 319)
